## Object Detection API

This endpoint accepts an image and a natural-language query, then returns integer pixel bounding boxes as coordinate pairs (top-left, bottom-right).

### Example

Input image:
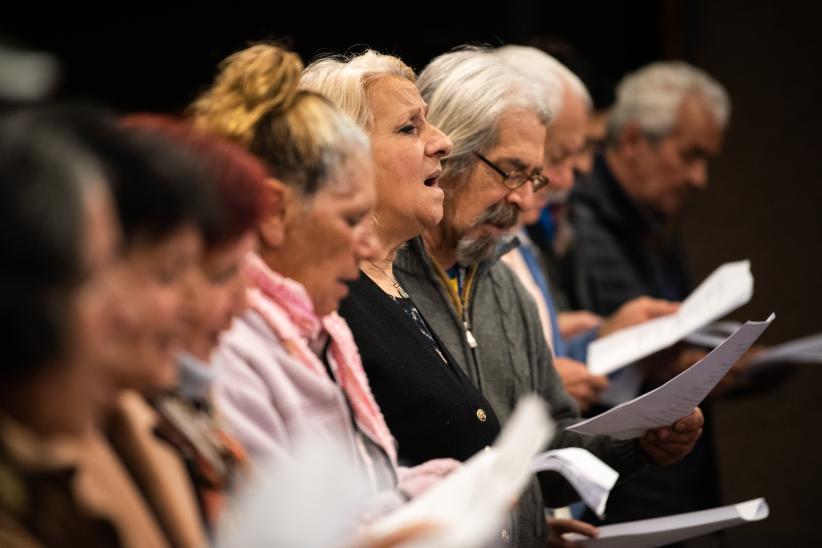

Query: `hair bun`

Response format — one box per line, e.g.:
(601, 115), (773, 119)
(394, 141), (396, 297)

(191, 44), (304, 146)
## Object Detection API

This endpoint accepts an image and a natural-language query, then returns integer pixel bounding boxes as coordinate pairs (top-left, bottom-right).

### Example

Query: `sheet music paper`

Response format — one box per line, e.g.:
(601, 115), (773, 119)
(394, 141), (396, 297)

(531, 448), (618, 518)
(564, 497), (769, 548)
(569, 315), (773, 440)
(368, 396), (554, 547)
(588, 260), (754, 376)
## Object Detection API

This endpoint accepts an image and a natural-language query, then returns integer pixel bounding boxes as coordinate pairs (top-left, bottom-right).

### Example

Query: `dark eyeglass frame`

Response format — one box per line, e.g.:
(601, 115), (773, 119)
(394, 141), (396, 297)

(473, 152), (550, 192)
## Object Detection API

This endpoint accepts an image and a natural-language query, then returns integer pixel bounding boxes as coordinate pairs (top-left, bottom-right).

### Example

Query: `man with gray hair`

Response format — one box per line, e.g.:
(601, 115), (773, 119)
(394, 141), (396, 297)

(395, 47), (705, 547)
(496, 46), (681, 414)
(567, 61), (731, 530)
(570, 61), (730, 315)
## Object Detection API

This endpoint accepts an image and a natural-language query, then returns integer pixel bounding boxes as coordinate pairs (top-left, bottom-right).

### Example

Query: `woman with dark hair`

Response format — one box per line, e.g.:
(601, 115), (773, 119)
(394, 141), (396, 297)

(120, 114), (269, 527)
(0, 109), (169, 548)
(69, 118), (223, 548)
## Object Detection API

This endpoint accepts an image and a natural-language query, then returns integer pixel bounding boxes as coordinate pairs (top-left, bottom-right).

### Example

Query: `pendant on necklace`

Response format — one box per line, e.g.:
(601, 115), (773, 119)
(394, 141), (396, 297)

(397, 285), (410, 299)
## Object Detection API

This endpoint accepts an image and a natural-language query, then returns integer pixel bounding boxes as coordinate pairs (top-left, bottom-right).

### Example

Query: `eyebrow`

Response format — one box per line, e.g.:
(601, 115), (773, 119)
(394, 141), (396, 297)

(408, 105), (424, 120)
(685, 146), (711, 158)
(494, 156), (530, 171)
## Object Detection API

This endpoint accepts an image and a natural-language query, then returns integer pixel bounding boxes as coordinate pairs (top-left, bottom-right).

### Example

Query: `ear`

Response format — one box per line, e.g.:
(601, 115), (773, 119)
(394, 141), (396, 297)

(615, 121), (647, 160)
(257, 177), (291, 249)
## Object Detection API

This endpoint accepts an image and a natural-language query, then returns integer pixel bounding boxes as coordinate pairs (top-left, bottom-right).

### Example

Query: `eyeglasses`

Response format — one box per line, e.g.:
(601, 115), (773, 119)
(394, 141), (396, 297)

(473, 152), (550, 192)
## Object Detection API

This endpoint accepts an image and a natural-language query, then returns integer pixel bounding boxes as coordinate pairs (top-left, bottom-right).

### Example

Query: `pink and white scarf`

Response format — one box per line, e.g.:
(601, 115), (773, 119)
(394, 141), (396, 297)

(245, 253), (398, 467)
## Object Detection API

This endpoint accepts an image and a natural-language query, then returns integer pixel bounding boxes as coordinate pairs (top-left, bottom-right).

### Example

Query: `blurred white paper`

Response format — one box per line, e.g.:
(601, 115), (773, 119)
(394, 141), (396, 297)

(217, 431), (372, 548)
(565, 497), (769, 548)
(688, 322), (822, 374)
(531, 448), (618, 518)
(747, 333), (822, 368)
(367, 395), (555, 548)
(588, 260), (754, 375)
(568, 315), (774, 440)
(684, 320), (742, 348)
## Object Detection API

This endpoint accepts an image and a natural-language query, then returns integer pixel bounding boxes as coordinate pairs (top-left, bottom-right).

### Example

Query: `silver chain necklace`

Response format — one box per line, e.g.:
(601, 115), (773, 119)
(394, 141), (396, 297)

(366, 260), (410, 299)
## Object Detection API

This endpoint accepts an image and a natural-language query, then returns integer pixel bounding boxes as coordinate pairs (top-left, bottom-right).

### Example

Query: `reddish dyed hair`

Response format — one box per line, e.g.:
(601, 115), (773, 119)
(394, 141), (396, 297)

(121, 113), (268, 248)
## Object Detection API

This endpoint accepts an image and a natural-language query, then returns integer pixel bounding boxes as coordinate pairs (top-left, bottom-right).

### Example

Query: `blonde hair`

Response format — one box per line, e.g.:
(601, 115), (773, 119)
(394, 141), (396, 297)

(300, 50), (415, 129)
(190, 44), (370, 196)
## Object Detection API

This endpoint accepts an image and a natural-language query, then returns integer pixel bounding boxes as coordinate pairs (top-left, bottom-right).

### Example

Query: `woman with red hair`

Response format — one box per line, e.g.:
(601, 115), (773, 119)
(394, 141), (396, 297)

(113, 114), (269, 532)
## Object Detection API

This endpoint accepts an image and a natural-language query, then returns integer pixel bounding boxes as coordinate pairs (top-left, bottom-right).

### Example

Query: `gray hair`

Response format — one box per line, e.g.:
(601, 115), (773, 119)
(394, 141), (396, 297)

(300, 50), (416, 130)
(417, 46), (551, 187)
(496, 45), (592, 121)
(607, 61), (731, 144)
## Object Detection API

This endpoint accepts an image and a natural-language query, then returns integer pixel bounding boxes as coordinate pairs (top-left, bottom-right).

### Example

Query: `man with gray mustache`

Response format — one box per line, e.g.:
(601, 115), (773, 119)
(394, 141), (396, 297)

(394, 47), (705, 548)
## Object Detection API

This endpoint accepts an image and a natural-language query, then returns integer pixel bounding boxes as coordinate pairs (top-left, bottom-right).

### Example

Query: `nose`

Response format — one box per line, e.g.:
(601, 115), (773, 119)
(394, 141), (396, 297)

(506, 180), (536, 212)
(545, 160), (575, 192)
(689, 159), (708, 190)
(425, 123), (453, 159)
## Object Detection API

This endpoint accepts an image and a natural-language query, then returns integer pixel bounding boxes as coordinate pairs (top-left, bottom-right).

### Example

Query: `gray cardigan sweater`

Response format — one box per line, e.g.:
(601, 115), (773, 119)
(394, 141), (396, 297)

(395, 237), (649, 547)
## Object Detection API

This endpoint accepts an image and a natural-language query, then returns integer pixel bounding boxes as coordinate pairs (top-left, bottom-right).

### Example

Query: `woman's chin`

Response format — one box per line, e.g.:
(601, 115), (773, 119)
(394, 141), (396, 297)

(419, 203), (445, 230)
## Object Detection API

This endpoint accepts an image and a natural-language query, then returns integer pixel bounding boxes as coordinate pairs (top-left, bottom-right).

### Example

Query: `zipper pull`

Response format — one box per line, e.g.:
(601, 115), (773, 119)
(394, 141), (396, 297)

(464, 321), (478, 348)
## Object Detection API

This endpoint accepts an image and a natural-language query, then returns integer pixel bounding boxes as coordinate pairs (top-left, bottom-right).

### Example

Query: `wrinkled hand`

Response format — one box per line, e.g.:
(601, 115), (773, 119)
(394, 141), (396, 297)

(554, 357), (609, 413)
(557, 311), (603, 340)
(598, 297), (679, 338)
(546, 517), (599, 547)
(396, 458), (461, 499)
(640, 407), (704, 466)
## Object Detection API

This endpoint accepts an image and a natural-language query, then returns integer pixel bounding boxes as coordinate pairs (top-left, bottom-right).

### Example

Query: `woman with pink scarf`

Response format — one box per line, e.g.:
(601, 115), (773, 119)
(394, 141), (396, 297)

(191, 44), (457, 504)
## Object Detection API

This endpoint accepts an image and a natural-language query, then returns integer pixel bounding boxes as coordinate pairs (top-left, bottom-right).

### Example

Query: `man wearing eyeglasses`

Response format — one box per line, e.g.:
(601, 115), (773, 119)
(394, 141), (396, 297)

(395, 47), (705, 548)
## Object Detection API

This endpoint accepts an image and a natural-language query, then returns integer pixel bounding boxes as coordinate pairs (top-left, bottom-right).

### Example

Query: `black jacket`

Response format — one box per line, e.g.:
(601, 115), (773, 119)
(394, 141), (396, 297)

(339, 272), (501, 466)
(568, 153), (692, 316)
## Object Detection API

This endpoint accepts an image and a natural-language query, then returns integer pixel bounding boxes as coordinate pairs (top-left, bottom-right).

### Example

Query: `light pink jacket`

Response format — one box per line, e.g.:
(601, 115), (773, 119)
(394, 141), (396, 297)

(212, 256), (397, 493)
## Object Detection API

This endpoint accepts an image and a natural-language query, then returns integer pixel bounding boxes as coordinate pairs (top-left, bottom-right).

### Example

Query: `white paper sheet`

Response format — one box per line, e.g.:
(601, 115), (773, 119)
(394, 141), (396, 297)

(564, 497), (769, 548)
(367, 396), (555, 548)
(568, 315), (774, 440)
(588, 260), (754, 375)
(531, 448), (618, 518)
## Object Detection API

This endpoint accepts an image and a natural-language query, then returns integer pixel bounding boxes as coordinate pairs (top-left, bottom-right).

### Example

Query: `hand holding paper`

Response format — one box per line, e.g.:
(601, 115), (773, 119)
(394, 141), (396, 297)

(588, 260), (754, 376)
(568, 315), (774, 441)
(639, 407), (703, 466)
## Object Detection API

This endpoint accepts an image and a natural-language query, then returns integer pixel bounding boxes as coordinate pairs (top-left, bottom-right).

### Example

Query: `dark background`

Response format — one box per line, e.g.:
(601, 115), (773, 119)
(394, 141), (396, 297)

(4, 1), (821, 544)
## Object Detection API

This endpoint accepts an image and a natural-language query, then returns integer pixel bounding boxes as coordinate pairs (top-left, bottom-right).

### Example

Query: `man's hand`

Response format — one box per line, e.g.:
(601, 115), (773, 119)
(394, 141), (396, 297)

(557, 310), (603, 340)
(598, 296), (679, 338)
(640, 407), (704, 466)
(546, 517), (599, 547)
(554, 357), (609, 413)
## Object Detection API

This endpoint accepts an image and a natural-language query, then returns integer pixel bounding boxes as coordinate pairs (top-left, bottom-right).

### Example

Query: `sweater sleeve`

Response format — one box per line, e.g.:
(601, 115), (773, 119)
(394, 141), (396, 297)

(212, 340), (294, 466)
